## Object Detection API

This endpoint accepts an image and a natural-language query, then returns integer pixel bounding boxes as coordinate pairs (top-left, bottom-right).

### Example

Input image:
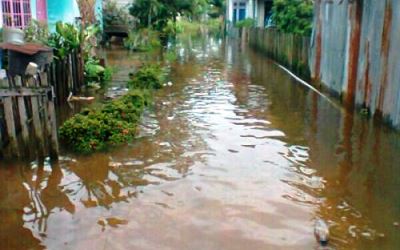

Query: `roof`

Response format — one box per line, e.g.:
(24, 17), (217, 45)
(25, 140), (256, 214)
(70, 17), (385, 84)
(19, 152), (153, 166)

(0, 43), (53, 55)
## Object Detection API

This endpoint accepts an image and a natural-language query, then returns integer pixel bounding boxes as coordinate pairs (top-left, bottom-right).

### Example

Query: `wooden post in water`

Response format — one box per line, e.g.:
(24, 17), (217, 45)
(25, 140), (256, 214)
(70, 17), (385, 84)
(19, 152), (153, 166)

(40, 71), (59, 160)
(2, 77), (19, 157)
(14, 76), (29, 146)
(28, 76), (45, 158)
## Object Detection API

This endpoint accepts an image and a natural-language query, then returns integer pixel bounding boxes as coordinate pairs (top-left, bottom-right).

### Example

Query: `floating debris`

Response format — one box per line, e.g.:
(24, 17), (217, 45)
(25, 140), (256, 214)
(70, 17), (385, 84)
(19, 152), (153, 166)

(67, 92), (95, 102)
(314, 219), (330, 246)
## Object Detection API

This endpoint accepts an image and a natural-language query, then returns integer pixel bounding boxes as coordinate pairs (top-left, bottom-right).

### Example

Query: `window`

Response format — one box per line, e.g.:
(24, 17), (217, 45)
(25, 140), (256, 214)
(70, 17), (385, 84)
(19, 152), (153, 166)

(233, 1), (246, 23)
(2, 0), (31, 28)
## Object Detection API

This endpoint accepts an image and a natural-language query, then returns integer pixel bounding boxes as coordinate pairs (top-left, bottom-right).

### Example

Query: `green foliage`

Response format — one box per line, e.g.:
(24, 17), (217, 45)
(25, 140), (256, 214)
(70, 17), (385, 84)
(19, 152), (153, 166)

(208, 0), (225, 18)
(123, 28), (161, 51)
(163, 19), (184, 36)
(272, 0), (313, 36)
(128, 64), (164, 90)
(178, 18), (223, 35)
(84, 57), (113, 84)
(60, 62), (164, 154)
(235, 18), (255, 28)
(103, 0), (133, 26)
(59, 90), (150, 153)
(24, 20), (49, 44)
(129, 0), (210, 31)
(47, 22), (81, 59)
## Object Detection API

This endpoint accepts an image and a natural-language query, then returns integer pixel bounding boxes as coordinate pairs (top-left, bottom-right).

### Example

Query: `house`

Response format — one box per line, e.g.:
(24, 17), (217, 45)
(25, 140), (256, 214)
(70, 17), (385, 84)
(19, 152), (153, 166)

(226, 0), (273, 28)
(0, 0), (102, 30)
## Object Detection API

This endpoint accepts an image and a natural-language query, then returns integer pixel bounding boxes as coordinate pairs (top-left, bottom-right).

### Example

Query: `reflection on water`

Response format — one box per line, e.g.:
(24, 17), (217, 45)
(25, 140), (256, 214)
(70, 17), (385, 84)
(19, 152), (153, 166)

(0, 35), (399, 250)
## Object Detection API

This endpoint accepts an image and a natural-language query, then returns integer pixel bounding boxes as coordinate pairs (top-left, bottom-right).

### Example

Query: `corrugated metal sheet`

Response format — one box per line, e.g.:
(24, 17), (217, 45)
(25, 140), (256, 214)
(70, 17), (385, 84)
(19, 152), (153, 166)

(310, 0), (400, 128)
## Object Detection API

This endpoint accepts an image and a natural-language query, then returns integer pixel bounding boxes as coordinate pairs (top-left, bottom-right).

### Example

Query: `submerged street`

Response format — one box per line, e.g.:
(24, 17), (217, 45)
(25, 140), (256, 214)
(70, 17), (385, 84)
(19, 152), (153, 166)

(0, 37), (399, 249)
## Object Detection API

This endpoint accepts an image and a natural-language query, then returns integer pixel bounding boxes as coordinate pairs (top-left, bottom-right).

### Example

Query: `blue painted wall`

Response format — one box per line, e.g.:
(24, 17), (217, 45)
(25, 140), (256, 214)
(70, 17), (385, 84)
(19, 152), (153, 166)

(30, 0), (37, 20)
(95, 0), (103, 29)
(47, 0), (80, 30)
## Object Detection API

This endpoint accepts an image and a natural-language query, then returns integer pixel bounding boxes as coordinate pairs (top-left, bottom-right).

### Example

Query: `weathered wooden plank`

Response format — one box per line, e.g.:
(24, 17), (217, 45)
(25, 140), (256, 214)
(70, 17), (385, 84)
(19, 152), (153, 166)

(3, 96), (19, 156)
(0, 87), (51, 97)
(28, 77), (45, 157)
(14, 76), (29, 145)
(40, 72), (59, 159)
(47, 96), (59, 160)
(0, 101), (3, 149)
(39, 73), (51, 135)
(68, 54), (75, 94)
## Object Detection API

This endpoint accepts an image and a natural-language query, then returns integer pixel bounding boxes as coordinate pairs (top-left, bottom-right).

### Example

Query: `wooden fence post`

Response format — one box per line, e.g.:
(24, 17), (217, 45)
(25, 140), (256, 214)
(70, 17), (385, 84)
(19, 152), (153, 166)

(14, 76), (29, 146)
(2, 83), (19, 157)
(28, 76), (45, 158)
(40, 71), (59, 160)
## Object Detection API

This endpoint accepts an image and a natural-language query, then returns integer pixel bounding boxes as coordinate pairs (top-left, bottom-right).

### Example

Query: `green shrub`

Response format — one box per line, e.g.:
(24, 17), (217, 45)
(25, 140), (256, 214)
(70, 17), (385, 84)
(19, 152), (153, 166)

(84, 57), (113, 85)
(272, 0), (313, 36)
(24, 20), (49, 44)
(128, 64), (164, 90)
(47, 22), (81, 59)
(59, 90), (150, 153)
(235, 18), (255, 28)
(123, 28), (161, 52)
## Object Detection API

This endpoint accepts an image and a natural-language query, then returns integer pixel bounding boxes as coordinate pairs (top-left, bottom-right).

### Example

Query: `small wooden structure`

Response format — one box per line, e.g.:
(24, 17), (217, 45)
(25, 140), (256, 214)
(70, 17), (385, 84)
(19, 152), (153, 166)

(104, 25), (129, 40)
(0, 43), (59, 160)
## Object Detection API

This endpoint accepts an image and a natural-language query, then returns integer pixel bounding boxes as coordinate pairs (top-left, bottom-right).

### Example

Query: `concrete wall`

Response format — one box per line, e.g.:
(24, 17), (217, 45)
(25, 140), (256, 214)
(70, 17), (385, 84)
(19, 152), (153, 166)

(310, 0), (400, 128)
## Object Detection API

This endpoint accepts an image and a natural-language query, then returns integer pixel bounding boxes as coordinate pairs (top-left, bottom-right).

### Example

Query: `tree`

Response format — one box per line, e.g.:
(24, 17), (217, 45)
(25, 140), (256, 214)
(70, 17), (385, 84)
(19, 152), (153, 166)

(208, 0), (225, 19)
(272, 0), (313, 36)
(129, 0), (210, 31)
(77, 0), (96, 25)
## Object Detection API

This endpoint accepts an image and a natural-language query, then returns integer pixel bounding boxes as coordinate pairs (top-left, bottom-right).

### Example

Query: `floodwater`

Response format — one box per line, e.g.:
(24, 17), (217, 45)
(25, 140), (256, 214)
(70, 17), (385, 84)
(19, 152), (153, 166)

(1, 35), (399, 250)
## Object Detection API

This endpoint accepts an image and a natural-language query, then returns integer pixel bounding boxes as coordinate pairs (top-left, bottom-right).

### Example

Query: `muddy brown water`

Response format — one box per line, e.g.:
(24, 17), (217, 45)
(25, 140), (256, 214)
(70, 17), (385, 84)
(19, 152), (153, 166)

(0, 36), (399, 250)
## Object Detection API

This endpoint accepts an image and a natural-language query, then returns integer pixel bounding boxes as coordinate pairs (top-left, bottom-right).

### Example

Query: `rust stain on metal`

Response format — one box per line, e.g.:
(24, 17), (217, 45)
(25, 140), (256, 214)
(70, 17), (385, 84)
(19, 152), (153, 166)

(377, 1), (393, 112)
(346, 0), (362, 106)
(312, 0), (323, 81)
(363, 41), (372, 107)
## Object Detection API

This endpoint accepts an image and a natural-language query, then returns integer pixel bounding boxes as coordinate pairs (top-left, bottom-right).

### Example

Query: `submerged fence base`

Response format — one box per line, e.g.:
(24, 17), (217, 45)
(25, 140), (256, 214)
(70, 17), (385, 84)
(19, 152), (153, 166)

(249, 28), (311, 80)
(0, 71), (59, 160)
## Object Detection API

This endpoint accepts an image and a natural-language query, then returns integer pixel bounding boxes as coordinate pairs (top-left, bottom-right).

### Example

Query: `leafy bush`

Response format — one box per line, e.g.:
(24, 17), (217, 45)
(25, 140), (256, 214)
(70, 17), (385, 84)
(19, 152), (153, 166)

(272, 0), (313, 36)
(128, 64), (164, 90)
(123, 28), (161, 51)
(235, 18), (255, 28)
(84, 57), (113, 84)
(60, 62), (164, 154)
(103, 0), (133, 27)
(59, 90), (150, 153)
(47, 22), (81, 59)
(24, 20), (49, 44)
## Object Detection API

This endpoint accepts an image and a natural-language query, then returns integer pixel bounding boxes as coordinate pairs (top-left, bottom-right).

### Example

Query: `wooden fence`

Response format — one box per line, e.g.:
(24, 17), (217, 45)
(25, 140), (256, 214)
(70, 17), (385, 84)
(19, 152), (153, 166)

(0, 50), (84, 160)
(50, 49), (85, 105)
(248, 28), (311, 80)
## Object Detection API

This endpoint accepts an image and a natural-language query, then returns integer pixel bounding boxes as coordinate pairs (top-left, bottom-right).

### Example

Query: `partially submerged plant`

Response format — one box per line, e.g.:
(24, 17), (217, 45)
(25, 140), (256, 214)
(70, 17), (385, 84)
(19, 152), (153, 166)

(123, 28), (161, 52)
(84, 57), (113, 85)
(59, 90), (151, 153)
(128, 64), (165, 90)
(60, 62), (165, 154)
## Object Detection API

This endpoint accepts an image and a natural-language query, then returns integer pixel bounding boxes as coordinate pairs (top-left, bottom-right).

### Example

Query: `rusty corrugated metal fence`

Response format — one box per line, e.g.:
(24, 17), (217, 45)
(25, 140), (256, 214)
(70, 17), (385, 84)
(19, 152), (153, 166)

(310, 0), (400, 128)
